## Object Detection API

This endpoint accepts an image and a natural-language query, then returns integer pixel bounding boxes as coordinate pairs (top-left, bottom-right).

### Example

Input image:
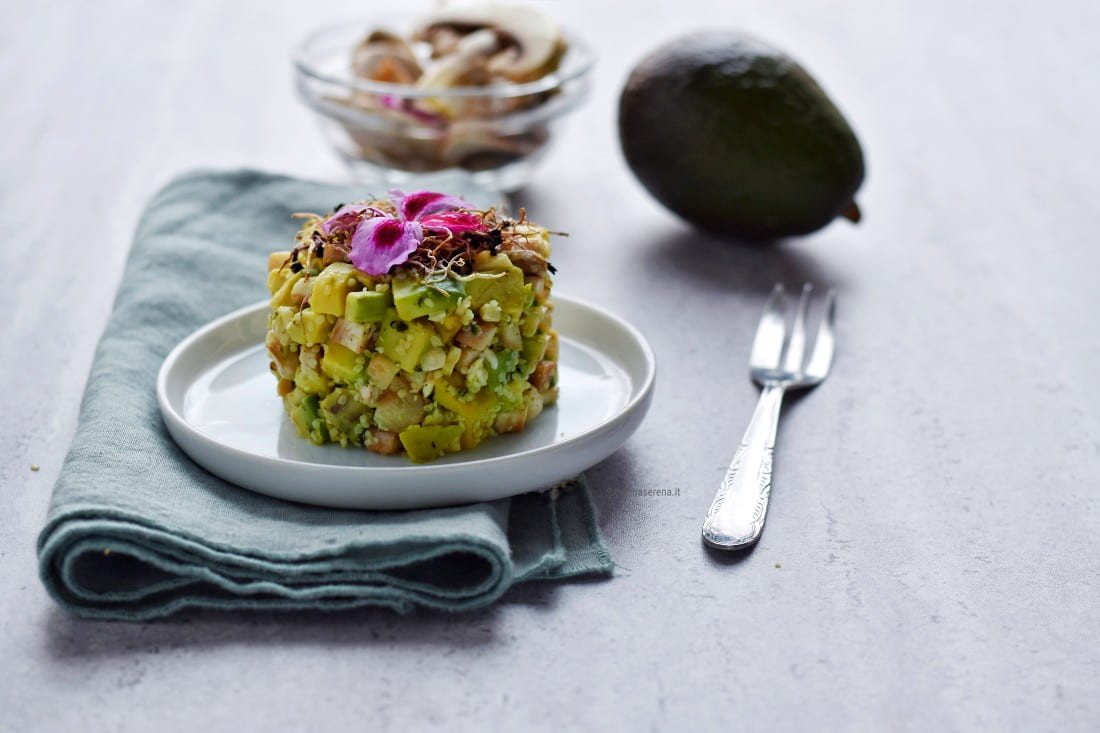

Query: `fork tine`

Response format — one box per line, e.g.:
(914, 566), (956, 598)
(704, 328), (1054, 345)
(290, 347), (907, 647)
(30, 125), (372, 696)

(781, 283), (813, 373)
(750, 284), (787, 370)
(805, 289), (837, 379)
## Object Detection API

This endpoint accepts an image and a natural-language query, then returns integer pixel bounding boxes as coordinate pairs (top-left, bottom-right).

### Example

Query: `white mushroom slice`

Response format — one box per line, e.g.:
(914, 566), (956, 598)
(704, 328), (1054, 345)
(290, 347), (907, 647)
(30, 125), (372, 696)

(413, 3), (564, 83)
(415, 28), (501, 90)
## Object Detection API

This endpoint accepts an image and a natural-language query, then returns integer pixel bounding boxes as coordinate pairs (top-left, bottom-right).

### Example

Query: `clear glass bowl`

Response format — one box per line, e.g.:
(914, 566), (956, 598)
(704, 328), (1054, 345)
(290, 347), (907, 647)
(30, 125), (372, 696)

(293, 19), (595, 192)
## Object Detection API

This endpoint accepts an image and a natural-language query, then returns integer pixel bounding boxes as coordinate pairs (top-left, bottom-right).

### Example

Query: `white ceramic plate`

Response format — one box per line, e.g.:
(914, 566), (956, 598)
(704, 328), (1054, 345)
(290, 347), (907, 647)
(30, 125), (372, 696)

(157, 295), (655, 509)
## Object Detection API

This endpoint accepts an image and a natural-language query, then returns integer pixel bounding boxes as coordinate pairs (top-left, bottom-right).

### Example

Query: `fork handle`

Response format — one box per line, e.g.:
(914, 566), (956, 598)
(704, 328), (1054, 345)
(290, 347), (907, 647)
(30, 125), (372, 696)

(702, 383), (785, 549)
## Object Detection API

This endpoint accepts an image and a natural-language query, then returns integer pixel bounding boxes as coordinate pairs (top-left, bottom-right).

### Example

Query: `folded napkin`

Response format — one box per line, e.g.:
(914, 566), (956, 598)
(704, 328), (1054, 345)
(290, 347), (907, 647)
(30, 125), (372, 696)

(37, 169), (613, 620)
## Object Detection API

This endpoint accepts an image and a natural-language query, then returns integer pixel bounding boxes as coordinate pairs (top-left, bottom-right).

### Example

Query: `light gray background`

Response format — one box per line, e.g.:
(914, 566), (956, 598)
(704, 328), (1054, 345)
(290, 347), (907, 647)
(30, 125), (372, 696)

(3, 1), (1098, 730)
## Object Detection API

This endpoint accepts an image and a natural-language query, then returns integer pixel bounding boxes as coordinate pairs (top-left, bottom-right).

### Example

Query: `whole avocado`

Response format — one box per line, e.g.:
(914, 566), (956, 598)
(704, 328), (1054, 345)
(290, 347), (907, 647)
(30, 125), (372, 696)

(618, 31), (865, 240)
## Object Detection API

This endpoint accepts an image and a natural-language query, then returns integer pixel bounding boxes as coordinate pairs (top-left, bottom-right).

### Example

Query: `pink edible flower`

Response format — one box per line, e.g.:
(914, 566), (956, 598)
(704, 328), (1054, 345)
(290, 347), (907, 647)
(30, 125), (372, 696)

(335, 190), (485, 276)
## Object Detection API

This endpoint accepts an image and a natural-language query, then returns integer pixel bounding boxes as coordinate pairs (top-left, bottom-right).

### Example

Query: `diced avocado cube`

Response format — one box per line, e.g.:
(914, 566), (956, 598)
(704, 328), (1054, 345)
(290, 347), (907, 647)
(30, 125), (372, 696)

(270, 306), (296, 342)
(285, 311), (304, 344)
(520, 334), (550, 377)
(321, 342), (364, 384)
(434, 312), (464, 342)
(520, 302), (545, 337)
(300, 310), (332, 345)
(295, 359), (329, 395)
(398, 424), (463, 463)
(320, 388), (368, 444)
(268, 251), (292, 272)
(290, 394), (328, 444)
(311, 263), (367, 317)
(473, 251), (515, 273)
(433, 376), (499, 423)
(367, 353), (399, 390)
(393, 277), (465, 320)
(486, 349), (520, 389)
(545, 330), (559, 361)
(465, 267), (525, 317)
(345, 289), (393, 322)
(270, 270), (304, 307)
(498, 377), (527, 411)
(378, 318), (434, 373)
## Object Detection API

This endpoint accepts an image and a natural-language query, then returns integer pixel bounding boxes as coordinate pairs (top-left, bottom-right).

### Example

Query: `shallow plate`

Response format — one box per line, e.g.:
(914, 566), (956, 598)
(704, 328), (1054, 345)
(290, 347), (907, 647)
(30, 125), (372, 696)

(157, 295), (655, 509)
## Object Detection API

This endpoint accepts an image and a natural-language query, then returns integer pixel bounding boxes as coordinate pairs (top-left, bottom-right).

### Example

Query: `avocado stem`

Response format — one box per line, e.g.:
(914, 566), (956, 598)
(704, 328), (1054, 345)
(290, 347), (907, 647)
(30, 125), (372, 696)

(841, 200), (862, 223)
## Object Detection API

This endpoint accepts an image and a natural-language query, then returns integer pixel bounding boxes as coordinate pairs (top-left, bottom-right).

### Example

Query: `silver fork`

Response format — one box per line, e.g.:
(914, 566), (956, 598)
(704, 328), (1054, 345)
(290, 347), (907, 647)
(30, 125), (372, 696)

(702, 283), (837, 550)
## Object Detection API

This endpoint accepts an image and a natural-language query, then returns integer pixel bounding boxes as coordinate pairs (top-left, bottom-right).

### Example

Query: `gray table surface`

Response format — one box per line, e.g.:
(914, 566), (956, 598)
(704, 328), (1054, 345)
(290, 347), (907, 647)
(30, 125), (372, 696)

(4, 1), (1099, 730)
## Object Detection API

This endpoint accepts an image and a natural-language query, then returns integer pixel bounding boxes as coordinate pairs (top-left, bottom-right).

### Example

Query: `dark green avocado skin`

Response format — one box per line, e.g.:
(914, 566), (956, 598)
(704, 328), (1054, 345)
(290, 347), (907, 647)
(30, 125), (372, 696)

(618, 31), (865, 241)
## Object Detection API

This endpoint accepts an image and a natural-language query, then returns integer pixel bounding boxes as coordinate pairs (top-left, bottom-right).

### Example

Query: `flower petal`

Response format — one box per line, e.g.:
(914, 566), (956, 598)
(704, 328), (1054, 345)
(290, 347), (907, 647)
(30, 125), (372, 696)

(349, 218), (423, 275)
(321, 204), (373, 235)
(394, 190), (475, 222)
(420, 211), (486, 235)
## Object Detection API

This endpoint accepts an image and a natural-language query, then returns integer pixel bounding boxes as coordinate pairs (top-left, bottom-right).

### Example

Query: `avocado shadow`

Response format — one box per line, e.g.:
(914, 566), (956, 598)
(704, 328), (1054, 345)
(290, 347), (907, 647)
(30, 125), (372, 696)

(643, 224), (847, 294)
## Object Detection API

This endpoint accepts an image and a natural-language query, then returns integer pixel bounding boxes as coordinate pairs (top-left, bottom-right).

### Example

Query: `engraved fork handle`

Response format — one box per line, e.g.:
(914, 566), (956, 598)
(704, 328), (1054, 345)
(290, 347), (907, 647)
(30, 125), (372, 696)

(702, 383), (785, 549)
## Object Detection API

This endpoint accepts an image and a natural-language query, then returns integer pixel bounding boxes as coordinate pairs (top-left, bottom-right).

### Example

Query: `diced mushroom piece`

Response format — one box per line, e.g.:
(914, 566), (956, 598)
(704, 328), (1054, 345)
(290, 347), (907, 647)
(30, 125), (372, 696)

(322, 240), (350, 267)
(367, 429), (401, 455)
(352, 30), (423, 83)
(529, 359), (556, 391)
(374, 387), (426, 432)
(457, 347), (482, 372)
(494, 408), (526, 434)
(501, 245), (548, 276)
(524, 386), (544, 422)
(266, 332), (300, 380)
(290, 276), (312, 306)
(498, 320), (522, 350)
(456, 323), (497, 351)
(330, 318), (375, 354)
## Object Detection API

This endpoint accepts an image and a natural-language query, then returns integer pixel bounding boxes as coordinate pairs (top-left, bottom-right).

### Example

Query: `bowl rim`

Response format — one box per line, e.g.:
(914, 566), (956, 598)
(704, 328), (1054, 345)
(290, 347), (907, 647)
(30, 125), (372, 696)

(292, 17), (596, 100)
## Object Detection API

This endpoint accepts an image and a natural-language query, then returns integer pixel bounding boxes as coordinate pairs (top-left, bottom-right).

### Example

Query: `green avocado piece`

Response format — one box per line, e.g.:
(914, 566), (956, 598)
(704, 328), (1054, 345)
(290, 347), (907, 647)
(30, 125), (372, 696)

(345, 289), (393, 323)
(392, 277), (465, 320)
(378, 314), (434, 373)
(618, 31), (865, 240)
(290, 394), (328, 444)
(398, 424), (464, 463)
(520, 334), (549, 377)
(464, 268), (525, 317)
(487, 349), (520, 389)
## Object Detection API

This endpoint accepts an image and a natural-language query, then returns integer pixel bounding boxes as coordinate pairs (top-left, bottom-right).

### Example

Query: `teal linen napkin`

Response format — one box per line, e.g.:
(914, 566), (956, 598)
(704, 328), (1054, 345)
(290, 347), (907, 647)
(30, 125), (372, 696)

(37, 170), (613, 620)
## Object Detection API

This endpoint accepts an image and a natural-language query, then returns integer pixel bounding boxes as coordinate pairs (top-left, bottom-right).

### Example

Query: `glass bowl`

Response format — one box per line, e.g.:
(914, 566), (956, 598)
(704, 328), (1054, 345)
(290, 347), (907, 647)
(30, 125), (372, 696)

(293, 18), (595, 192)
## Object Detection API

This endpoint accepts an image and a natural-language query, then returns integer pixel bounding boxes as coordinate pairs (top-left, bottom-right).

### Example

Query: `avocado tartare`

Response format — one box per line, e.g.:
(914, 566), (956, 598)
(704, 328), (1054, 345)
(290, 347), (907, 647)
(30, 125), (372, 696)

(265, 190), (558, 462)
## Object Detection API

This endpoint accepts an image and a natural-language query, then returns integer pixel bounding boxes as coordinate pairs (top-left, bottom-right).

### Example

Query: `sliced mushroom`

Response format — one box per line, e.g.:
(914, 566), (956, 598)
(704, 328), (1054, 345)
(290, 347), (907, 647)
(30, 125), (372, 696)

(415, 27), (501, 90)
(352, 30), (423, 84)
(421, 26), (465, 59)
(413, 3), (565, 83)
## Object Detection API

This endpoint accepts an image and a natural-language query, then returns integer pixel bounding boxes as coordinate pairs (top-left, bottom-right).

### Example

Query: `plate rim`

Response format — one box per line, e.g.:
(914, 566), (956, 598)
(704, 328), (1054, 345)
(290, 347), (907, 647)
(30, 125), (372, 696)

(156, 293), (656, 490)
